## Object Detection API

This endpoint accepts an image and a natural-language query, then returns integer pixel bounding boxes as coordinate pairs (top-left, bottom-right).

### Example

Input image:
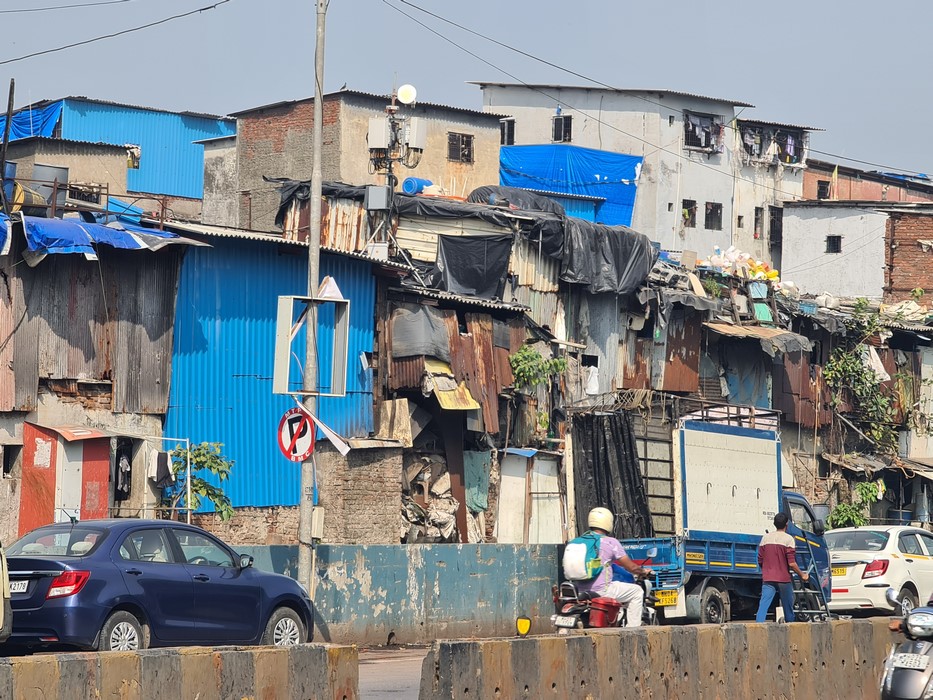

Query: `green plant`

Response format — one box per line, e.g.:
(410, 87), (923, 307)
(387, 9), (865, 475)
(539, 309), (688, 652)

(702, 277), (724, 298)
(826, 480), (882, 529)
(912, 287), (925, 301)
(163, 442), (236, 521)
(508, 345), (567, 390)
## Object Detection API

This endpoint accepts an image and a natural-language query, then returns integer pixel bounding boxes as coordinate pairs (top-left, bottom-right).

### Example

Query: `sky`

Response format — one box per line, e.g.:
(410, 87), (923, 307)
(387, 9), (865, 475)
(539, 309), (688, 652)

(2, 0), (931, 175)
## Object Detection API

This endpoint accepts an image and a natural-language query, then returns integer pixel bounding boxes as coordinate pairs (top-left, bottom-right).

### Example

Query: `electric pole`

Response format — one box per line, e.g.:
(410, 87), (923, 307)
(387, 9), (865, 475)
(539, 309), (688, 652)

(297, 0), (327, 591)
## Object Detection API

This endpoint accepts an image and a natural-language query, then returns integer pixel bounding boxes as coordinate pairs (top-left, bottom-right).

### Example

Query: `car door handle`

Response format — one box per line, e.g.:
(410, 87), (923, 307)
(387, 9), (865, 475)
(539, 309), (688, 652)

(193, 574), (210, 582)
(907, 558), (915, 563)
(125, 568), (142, 576)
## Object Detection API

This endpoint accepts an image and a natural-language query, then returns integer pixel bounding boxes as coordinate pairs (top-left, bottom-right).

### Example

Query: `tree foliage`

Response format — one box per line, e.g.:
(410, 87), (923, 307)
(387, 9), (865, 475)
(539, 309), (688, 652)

(163, 442), (235, 521)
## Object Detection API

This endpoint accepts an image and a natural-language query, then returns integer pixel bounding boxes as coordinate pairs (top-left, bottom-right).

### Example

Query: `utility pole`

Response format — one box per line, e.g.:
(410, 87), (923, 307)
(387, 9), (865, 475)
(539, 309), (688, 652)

(297, 0), (327, 591)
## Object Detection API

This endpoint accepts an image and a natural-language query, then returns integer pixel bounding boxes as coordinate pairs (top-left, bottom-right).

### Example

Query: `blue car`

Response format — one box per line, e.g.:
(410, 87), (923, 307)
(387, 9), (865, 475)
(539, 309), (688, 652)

(3, 519), (313, 652)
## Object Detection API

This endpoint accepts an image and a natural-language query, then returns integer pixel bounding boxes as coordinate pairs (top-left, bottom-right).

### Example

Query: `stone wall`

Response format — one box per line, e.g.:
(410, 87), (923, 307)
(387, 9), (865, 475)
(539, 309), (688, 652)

(420, 618), (898, 700)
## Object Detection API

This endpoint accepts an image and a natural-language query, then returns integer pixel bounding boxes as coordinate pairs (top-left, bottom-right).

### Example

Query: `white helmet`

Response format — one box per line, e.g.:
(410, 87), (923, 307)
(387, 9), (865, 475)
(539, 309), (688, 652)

(588, 507), (614, 533)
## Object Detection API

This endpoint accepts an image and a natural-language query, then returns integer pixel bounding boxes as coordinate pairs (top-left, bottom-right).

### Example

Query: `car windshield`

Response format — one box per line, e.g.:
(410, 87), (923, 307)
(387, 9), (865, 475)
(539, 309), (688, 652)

(825, 530), (889, 552)
(7, 526), (107, 557)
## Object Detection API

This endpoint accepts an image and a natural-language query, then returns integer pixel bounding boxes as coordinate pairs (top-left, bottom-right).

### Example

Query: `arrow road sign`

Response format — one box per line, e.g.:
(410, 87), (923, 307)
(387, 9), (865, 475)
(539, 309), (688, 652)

(278, 407), (315, 462)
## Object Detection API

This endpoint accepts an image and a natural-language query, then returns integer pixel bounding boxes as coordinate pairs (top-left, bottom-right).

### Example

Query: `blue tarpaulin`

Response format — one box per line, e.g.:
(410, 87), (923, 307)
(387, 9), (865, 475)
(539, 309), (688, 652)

(499, 144), (643, 227)
(0, 101), (64, 141)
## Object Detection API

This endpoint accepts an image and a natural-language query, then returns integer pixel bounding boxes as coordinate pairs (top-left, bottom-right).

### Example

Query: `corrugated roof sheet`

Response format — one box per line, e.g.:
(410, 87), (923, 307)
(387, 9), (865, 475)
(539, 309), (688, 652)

(470, 82), (755, 108)
(231, 89), (508, 120)
(704, 322), (812, 353)
(736, 118), (823, 132)
(23, 96), (230, 121)
(395, 286), (530, 311)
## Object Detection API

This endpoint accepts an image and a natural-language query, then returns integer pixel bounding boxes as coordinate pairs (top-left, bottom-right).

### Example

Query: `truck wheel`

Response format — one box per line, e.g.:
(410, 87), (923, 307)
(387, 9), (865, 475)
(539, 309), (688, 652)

(699, 586), (730, 624)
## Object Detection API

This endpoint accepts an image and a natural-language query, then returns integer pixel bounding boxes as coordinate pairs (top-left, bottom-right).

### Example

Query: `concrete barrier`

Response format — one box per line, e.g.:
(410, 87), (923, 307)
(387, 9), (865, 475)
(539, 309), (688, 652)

(0, 643), (358, 700)
(419, 619), (899, 699)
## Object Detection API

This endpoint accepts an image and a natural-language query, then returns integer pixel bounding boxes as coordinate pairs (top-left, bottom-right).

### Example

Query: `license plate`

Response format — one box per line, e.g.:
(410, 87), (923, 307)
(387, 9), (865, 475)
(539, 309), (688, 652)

(831, 566), (847, 577)
(552, 615), (578, 629)
(9, 580), (28, 594)
(655, 589), (679, 607)
(893, 653), (930, 670)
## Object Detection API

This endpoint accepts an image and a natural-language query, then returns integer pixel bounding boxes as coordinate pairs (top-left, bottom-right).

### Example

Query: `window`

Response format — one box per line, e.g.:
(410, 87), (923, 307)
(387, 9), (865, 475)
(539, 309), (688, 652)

(500, 119), (515, 146)
(125, 145), (141, 170)
(754, 207), (764, 239)
(817, 180), (831, 200)
(683, 111), (723, 151)
(918, 532), (933, 555)
(899, 534), (923, 556)
(121, 529), (174, 563)
(825, 235), (842, 254)
(740, 125), (765, 158)
(737, 215), (744, 229)
(447, 133), (474, 163)
(704, 202), (723, 231)
(787, 501), (815, 533)
(769, 206), (783, 246)
(172, 530), (234, 567)
(552, 114), (572, 143)
(682, 199), (697, 228)
(775, 130), (804, 164)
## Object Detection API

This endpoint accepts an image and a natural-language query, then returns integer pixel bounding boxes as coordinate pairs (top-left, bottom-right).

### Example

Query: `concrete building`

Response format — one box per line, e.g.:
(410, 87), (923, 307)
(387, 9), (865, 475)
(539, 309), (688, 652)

(803, 159), (933, 204)
(781, 201), (933, 301)
(474, 83), (811, 262)
(206, 89), (503, 233)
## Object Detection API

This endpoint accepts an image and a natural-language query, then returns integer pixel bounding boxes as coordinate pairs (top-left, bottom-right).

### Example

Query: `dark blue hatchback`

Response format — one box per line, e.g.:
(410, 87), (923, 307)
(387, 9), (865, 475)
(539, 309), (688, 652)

(3, 519), (313, 652)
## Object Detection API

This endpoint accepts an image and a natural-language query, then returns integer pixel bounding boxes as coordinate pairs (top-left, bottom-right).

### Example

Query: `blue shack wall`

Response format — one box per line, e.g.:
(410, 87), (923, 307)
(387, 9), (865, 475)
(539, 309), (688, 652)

(60, 99), (235, 199)
(235, 544), (560, 644)
(165, 241), (375, 508)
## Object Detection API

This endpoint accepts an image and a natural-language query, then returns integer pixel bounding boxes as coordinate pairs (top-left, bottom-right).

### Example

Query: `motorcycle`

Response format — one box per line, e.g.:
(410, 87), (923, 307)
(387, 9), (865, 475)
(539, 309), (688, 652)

(880, 586), (933, 699)
(551, 550), (659, 633)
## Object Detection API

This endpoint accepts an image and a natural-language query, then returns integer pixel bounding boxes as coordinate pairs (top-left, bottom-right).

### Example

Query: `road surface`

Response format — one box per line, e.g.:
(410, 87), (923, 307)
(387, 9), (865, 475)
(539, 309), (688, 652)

(358, 646), (428, 699)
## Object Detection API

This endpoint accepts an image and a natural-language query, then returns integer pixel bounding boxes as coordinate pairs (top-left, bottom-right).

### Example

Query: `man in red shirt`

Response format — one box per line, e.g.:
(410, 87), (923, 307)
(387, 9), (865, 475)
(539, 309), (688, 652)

(755, 512), (809, 622)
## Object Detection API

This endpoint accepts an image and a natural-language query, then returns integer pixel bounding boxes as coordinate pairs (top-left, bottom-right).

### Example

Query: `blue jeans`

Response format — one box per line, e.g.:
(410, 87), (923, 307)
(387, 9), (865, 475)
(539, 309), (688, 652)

(756, 582), (795, 622)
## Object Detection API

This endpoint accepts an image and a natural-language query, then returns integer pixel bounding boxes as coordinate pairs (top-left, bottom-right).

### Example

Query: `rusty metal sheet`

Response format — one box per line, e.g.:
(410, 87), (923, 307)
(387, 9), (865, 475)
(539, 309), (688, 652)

(508, 317), (525, 353)
(494, 347), (514, 393)
(660, 309), (700, 393)
(773, 350), (832, 428)
(466, 314), (499, 433)
(389, 355), (425, 391)
(454, 333), (483, 426)
(621, 336), (650, 390)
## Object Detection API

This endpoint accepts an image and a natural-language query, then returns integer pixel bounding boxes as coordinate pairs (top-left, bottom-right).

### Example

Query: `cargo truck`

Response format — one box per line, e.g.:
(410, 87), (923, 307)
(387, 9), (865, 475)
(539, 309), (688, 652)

(621, 419), (831, 623)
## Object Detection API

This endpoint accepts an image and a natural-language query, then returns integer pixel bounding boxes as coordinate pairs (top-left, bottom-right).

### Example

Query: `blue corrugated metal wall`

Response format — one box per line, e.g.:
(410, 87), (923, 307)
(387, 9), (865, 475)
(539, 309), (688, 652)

(165, 241), (375, 508)
(548, 196), (597, 221)
(60, 99), (235, 199)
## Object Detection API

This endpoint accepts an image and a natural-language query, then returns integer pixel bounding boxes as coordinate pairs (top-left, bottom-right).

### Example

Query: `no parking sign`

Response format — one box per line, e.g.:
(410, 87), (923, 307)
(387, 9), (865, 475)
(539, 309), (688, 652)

(278, 407), (315, 462)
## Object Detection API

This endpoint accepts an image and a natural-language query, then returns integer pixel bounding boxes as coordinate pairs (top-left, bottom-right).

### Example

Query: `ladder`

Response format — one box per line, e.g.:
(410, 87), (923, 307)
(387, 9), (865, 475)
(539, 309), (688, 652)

(789, 535), (833, 622)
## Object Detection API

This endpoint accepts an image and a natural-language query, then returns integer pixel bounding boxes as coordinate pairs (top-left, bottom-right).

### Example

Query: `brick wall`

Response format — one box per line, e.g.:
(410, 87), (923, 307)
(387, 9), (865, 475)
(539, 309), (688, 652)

(885, 212), (933, 302)
(315, 443), (402, 545)
(192, 505), (299, 546)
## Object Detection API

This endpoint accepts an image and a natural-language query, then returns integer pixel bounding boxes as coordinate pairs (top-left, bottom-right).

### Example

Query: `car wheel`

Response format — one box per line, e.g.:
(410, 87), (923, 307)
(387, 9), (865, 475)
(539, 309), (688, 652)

(898, 588), (919, 617)
(99, 611), (144, 652)
(262, 607), (305, 647)
(699, 586), (730, 624)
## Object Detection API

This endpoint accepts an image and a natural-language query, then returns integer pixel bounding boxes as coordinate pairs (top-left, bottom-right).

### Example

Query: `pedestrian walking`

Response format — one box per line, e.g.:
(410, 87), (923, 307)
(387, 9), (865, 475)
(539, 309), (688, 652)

(755, 512), (809, 622)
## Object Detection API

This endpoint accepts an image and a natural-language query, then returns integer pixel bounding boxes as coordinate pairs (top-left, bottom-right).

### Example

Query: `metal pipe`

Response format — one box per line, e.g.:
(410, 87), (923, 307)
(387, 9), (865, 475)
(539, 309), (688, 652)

(0, 79), (15, 217)
(297, 0), (327, 592)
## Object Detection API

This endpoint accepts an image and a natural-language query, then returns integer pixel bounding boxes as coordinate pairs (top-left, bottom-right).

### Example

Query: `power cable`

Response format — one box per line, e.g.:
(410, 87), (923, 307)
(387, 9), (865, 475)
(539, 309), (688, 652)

(0, 0), (231, 67)
(0, 0), (133, 13)
(392, 0), (928, 177)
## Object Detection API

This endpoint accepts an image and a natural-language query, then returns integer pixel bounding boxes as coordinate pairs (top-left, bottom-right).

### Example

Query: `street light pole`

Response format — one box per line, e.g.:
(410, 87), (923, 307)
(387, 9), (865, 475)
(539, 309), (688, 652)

(297, 0), (327, 591)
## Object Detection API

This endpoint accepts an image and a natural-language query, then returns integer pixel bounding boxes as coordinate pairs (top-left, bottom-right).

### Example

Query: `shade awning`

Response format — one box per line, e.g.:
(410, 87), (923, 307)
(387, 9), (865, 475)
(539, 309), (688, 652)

(705, 321), (812, 356)
(1, 212), (207, 266)
(423, 358), (481, 411)
(29, 423), (111, 442)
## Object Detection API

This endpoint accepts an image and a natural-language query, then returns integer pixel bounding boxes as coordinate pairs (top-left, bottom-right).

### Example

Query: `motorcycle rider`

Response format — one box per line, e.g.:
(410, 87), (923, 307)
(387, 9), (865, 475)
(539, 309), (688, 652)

(577, 507), (652, 628)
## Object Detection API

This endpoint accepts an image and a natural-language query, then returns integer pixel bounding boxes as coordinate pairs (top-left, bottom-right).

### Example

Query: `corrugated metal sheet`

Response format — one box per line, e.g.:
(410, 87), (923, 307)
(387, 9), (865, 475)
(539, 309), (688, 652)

(165, 242), (376, 508)
(61, 99), (235, 199)
(508, 237), (559, 292)
(466, 314), (498, 432)
(549, 196), (597, 221)
(395, 216), (511, 262)
(506, 286), (561, 329)
(389, 355), (426, 391)
(658, 309), (701, 393)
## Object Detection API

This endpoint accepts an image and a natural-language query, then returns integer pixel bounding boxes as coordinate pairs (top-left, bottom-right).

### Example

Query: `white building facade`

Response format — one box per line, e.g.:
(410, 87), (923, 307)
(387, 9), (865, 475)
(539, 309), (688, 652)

(476, 83), (809, 263)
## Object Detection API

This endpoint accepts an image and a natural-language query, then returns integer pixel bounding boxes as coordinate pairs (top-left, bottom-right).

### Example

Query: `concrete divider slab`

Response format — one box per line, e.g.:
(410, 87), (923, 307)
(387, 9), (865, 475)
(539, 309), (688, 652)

(419, 619), (900, 700)
(0, 643), (357, 700)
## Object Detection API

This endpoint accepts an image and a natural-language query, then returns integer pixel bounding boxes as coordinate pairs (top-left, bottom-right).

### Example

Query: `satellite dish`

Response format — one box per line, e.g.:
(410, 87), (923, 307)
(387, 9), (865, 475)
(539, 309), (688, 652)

(396, 84), (417, 105)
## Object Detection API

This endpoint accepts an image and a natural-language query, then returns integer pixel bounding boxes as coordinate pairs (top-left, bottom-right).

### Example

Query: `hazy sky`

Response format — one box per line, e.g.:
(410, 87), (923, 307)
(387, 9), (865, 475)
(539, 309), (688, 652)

(3, 0), (930, 174)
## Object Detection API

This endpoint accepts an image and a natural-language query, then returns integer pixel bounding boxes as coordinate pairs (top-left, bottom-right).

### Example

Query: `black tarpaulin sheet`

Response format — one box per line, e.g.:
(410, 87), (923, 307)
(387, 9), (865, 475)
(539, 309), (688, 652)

(466, 185), (566, 216)
(436, 234), (512, 299)
(389, 303), (451, 360)
(561, 219), (659, 295)
(571, 412), (654, 540)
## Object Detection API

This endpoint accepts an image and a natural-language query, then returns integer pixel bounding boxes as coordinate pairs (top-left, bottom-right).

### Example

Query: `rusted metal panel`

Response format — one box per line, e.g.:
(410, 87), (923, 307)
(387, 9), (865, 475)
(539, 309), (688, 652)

(466, 314), (499, 433)
(621, 337), (650, 390)
(389, 355), (426, 391)
(494, 347), (514, 393)
(506, 285), (561, 330)
(772, 351), (832, 428)
(659, 309), (700, 393)
(508, 317), (525, 353)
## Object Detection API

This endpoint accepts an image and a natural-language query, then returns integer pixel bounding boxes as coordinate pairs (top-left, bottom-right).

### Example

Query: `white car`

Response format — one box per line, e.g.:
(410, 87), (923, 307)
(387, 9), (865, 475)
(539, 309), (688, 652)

(826, 525), (933, 616)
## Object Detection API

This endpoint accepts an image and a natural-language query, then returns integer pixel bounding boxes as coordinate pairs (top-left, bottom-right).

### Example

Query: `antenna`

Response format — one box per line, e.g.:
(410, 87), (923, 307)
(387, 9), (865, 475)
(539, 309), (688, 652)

(396, 84), (417, 106)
